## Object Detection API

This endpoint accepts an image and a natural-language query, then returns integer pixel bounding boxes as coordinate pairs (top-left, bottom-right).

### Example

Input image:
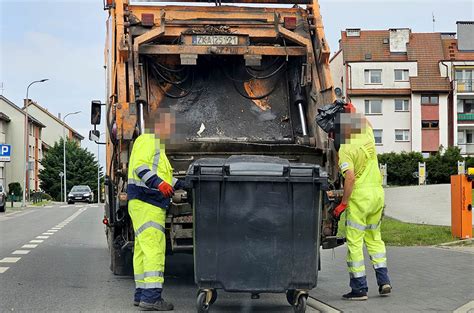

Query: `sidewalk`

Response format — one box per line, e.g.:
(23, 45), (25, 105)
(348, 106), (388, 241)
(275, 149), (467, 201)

(383, 184), (461, 226)
(312, 246), (474, 312)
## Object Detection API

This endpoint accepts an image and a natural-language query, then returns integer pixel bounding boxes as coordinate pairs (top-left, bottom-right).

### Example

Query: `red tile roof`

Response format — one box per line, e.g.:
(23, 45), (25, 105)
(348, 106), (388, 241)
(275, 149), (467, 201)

(348, 88), (412, 96)
(442, 38), (474, 61)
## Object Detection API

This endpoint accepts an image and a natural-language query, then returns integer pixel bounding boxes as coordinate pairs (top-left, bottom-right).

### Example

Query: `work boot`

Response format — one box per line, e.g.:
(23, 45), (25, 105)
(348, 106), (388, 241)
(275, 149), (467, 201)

(379, 284), (392, 296)
(139, 299), (174, 311)
(342, 290), (368, 301)
(133, 301), (140, 307)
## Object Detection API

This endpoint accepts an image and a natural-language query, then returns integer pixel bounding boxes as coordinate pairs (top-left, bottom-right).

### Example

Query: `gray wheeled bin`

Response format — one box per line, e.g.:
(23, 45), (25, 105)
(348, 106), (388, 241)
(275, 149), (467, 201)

(187, 155), (327, 313)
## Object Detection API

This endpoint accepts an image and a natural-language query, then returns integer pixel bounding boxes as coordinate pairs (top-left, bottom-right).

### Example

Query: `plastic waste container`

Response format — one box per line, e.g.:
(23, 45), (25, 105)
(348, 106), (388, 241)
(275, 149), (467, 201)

(186, 155), (328, 313)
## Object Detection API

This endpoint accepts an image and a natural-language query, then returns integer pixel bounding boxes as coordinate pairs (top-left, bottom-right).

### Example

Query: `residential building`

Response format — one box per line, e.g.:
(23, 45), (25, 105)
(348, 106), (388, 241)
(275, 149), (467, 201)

(0, 95), (46, 193)
(440, 22), (474, 156)
(330, 28), (451, 155)
(24, 100), (84, 147)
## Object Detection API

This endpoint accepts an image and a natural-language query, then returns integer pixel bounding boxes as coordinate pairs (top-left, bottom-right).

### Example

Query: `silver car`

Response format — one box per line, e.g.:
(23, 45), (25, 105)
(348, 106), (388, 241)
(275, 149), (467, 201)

(0, 184), (6, 212)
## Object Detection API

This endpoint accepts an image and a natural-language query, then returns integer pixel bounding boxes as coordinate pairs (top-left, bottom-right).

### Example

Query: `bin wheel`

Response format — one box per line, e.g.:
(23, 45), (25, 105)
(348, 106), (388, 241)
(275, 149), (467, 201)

(286, 290), (296, 305)
(209, 290), (217, 305)
(196, 291), (210, 313)
(294, 294), (307, 313)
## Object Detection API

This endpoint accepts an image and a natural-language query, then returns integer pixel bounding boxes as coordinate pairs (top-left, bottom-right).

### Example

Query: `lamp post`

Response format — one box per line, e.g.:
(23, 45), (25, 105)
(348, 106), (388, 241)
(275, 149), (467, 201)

(23, 79), (48, 207)
(97, 132), (105, 204)
(63, 111), (81, 204)
(59, 172), (64, 202)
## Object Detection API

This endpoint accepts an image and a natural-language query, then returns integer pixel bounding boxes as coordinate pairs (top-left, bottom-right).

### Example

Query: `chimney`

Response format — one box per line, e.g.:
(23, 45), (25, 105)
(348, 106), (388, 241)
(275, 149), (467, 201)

(457, 21), (474, 51)
(389, 28), (410, 53)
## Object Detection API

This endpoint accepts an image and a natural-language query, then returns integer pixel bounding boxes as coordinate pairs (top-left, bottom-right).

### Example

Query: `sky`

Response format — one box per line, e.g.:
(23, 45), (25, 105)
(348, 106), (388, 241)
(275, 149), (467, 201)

(1, 0), (473, 167)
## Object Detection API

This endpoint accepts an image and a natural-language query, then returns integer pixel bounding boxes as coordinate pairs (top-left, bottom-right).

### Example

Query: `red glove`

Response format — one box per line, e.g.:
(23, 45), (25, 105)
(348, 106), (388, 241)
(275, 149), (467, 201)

(158, 181), (174, 198)
(333, 202), (348, 219)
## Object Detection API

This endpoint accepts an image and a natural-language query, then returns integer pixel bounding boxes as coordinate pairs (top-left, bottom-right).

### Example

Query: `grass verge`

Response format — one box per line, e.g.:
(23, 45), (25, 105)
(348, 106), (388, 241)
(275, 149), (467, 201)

(32, 200), (51, 207)
(336, 214), (470, 246)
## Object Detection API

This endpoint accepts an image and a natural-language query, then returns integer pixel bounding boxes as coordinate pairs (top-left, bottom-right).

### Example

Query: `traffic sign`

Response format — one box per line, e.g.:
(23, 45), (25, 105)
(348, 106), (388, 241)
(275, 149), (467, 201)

(0, 144), (11, 162)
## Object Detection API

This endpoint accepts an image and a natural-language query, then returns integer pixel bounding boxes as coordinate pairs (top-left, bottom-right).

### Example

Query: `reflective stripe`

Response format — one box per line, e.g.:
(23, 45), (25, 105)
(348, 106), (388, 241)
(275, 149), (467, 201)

(144, 271), (164, 278)
(152, 149), (160, 173)
(135, 274), (145, 281)
(135, 221), (165, 236)
(128, 178), (151, 189)
(346, 220), (366, 231)
(347, 260), (365, 268)
(370, 253), (386, 260)
(172, 177), (178, 187)
(135, 165), (150, 176)
(349, 271), (366, 279)
(373, 262), (387, 269)
(141, 171), (155, 183)
(366, 221), (381, 230)
(136, 282), (163, 289)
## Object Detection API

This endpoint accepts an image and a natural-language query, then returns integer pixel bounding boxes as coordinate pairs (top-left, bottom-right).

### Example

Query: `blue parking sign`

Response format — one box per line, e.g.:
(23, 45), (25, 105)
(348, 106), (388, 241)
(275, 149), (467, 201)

(0, 144), (11, 162)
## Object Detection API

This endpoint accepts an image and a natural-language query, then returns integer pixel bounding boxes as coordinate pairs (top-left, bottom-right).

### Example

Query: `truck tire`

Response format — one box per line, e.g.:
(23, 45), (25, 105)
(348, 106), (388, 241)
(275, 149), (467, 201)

(108, 227), (133, 276)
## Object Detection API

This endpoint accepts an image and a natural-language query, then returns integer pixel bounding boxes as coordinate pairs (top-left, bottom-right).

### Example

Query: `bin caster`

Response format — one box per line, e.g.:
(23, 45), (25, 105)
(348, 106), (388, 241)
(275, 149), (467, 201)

(293, 292), (308, 313)
(196, 289), (217, 313)
(286, 290), (296, 305)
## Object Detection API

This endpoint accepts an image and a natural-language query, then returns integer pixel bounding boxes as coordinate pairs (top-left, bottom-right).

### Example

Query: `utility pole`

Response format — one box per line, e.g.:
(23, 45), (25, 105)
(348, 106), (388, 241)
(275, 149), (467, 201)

(23, 79), (48, 207)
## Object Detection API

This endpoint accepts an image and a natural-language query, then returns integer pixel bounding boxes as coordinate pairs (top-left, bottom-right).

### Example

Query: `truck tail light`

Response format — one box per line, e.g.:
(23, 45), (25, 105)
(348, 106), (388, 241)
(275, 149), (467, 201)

(284, 17), (297, 30)
(141, 14), (155, 27)
(102, 217), (109, 225)
(104, 0), (114, 9)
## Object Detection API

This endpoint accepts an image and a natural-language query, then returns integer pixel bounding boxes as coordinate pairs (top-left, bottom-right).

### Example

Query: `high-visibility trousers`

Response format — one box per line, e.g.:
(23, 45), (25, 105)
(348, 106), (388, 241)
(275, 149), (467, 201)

(128, 199), (167, 290)
(345, 185), (387, 280)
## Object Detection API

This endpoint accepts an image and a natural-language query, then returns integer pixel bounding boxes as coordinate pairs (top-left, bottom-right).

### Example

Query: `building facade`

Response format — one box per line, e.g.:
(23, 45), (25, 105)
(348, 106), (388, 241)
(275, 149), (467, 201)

(330, 28), (451, 155)
(0, 96), (46, 193)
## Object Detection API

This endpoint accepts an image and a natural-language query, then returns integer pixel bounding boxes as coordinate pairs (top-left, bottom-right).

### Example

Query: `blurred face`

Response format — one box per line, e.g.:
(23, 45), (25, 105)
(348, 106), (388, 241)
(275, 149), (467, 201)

(154, 112), (175, 140)
(333, 113), (367, 148)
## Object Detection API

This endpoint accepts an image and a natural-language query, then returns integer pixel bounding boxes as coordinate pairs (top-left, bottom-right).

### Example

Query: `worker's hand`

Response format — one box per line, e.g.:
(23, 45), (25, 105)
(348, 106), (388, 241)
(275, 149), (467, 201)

(174, 179), (186, 190)
(332, 202), (348, 219)
(158, 181), (174, 198)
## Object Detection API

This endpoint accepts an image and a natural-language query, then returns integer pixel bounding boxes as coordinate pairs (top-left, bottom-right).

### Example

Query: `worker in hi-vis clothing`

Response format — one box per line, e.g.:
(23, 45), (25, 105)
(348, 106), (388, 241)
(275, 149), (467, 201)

(316, 100), (392, 301)
(127, 110), (184, 311)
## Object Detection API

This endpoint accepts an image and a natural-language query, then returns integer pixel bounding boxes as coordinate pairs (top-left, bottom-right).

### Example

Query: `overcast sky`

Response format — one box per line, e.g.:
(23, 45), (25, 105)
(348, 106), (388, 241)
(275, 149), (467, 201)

(1, 0), (473, 166)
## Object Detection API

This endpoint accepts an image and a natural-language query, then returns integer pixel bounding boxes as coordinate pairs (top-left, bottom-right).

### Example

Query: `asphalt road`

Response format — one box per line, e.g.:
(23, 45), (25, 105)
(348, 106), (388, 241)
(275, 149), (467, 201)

(0, 204), (325, 313)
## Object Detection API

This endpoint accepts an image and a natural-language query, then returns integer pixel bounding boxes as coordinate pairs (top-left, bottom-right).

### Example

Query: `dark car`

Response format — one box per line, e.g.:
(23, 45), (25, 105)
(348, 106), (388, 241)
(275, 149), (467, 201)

(0, 184), (5, 212)
(68, 185), (94, 204)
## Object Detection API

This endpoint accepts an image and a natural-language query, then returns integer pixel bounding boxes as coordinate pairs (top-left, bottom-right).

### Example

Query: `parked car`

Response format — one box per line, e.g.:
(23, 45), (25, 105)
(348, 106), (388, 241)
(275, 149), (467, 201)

(68, 185), (94, 204)
(0, 183), (6, 212)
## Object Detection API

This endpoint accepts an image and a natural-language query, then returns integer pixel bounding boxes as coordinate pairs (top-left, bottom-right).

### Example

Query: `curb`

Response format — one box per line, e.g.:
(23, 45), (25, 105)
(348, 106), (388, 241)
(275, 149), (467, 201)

(436, 238), (474, 247)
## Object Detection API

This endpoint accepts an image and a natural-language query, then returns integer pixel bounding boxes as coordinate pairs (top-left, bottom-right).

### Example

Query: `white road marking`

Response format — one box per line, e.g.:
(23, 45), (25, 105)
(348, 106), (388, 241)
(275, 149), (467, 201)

(30, 240), (44, 243)
(52, 227), (62, 230)
(454, 300), (474, 313)
(0, 267), (9, 273)
(22, 244), (38, 249)
(12, 250), (30, 255)
(48, 230), (58, 232)
(36, 236), (49, 239)
(43, 232), (54, 235)
(60, 205), (68, 208)
(0, 257), (21, 263)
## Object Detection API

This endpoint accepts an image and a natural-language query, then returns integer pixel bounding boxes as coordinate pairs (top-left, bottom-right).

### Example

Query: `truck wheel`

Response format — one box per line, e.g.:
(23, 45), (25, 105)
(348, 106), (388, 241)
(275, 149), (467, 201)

(108, 228), (133, 276)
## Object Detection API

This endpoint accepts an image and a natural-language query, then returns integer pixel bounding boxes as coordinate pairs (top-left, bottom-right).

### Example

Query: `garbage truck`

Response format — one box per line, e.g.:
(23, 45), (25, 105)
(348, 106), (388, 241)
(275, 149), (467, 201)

(89, 0), (342, 277)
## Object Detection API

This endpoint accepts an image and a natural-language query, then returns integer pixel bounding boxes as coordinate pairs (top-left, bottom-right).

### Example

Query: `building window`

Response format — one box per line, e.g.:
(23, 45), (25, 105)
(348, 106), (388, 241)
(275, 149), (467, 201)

(395, 129), (410, 142)
(365, 70), (382, 84)
(373, 129), (383, 145)
(29, 123), (33, 136)
(458, 99), (474, 113)
(421, 94), (439, 105)
(38, 128), (42, 139)
(394, 69), (409, 82)
(365, 100), (383, 115)
(394, 99), (410, 112)
(459, 130), (474, 144)
(421, 120), (439, 129)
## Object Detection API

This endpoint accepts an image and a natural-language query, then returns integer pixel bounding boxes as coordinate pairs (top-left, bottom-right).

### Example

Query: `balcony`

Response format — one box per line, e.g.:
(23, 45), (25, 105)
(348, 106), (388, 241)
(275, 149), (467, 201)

(458, 144), (474, 155)
(457, 79), (474, 93)
(458, 113), (474, 121)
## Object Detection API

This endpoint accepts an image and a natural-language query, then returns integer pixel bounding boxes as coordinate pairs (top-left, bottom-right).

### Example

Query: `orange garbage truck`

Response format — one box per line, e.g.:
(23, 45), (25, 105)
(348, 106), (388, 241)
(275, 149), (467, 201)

(89, 0), (342, 278)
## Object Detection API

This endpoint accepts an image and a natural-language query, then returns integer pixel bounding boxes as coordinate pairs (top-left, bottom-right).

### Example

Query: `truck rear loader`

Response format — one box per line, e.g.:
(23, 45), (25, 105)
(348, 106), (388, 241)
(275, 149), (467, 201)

(89, 0), (342, 278)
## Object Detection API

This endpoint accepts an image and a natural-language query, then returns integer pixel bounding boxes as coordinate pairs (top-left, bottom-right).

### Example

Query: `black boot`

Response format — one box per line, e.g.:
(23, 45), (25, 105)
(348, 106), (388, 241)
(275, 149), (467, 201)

(342, 290), (368, 301)
(139, 299), (174, 311)
(379, 284), (392, 296)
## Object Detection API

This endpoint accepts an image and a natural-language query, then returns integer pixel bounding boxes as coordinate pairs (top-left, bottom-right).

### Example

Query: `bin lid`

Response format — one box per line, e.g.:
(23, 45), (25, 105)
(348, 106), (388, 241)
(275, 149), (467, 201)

(225, 155), (289, 176)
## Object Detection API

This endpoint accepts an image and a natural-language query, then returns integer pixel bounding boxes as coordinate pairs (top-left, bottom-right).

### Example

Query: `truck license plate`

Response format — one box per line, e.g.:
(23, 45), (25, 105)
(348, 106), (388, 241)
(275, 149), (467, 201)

(192, 35), (238, 46)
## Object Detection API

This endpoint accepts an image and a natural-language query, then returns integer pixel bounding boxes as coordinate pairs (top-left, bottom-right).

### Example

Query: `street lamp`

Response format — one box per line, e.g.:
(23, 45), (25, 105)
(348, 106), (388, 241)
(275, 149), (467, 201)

(63, 111), (81, 204)
(23, 79), (48, 207)
(59, 172), (64, 202)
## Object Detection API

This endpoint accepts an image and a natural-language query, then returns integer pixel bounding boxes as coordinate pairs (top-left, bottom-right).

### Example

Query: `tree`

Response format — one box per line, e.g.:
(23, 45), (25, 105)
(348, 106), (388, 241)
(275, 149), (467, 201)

(39, 138), (103, 201)
(8, 182), (22, 199)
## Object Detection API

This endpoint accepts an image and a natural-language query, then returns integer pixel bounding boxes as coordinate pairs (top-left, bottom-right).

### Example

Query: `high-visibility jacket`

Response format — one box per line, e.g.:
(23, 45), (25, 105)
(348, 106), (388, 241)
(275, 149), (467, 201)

(127, 133), (175, 209)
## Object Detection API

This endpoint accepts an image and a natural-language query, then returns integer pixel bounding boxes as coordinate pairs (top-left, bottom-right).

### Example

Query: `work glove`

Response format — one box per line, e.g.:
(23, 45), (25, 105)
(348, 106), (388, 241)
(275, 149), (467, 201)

(158, 181), (174, 198)
(332, 202), (347, 220)
(173, 179), (186, 191)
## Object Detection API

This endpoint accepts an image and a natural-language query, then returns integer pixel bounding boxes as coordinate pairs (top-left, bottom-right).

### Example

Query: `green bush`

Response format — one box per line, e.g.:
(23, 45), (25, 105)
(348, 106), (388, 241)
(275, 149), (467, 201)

(378, 146), (464, 186)
(8, 182), (22, 199)
(42, 193), (52, 201)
